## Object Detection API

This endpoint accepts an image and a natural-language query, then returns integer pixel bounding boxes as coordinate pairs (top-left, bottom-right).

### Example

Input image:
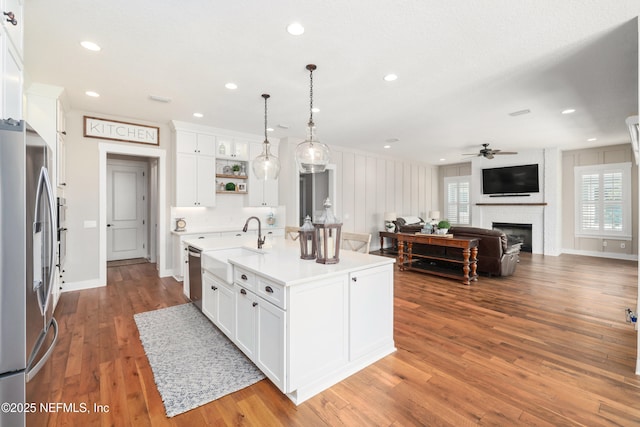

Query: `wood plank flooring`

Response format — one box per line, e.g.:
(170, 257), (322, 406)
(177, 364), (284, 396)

(26, 253), (640, 426)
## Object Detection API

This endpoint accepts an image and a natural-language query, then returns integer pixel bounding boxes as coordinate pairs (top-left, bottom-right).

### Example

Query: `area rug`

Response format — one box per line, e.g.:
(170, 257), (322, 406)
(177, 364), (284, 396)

(134, 303), (265, 417)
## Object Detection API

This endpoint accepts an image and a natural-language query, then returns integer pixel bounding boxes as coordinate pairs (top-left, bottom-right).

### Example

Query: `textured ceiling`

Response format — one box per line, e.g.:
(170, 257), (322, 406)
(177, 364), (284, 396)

(24, 0), (640, 164)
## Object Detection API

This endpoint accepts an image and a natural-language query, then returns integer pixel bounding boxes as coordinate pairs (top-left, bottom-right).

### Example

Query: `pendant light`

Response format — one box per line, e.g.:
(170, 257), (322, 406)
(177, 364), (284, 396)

(252, 93), (281, 180)
(295, 64), (330, 173)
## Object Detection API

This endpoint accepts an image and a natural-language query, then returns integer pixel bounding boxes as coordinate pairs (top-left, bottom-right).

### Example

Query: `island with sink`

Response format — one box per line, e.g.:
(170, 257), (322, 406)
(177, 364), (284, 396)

(183, 235), (396, 405)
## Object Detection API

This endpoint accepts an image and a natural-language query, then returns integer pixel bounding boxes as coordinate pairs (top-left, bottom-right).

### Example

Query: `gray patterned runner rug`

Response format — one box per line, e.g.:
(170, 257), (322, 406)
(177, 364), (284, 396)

(134, 303), (265, 417)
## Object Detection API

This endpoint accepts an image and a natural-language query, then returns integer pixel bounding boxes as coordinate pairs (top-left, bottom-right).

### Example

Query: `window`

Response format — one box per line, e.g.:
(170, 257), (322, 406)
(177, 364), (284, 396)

(444, 176), (471, 225)
(574, 162), (631, 239)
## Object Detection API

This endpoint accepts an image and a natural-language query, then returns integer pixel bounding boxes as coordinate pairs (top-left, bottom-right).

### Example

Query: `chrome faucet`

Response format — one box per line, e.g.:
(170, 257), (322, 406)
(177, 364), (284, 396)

(243, 216), (265, 249)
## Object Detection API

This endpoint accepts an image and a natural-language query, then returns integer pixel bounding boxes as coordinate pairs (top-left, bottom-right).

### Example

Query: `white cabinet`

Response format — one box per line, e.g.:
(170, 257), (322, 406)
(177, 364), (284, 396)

(234, 284), (258, 359)
(216, 136), (249, 160)
(256, 296), (286, 387)
(56, 132), (66, 188)
(0, 0), (22, 121)
(248, 141), (279, 207)
(174, 130), (216, 207)
(1, 0), (22, 60)
(348, 265), (394, 360)
(203, 271), (235, 337)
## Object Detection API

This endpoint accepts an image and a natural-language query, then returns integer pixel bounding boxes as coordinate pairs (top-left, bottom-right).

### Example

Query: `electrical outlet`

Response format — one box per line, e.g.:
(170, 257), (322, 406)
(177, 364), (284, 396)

(621, 242), (626, 249)
(602, 240), (607, 247)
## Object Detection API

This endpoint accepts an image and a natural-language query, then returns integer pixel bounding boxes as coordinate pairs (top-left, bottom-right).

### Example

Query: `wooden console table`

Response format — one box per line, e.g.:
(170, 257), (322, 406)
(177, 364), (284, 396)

(396, 233), (479, 285)
(379, 231), (398, 254)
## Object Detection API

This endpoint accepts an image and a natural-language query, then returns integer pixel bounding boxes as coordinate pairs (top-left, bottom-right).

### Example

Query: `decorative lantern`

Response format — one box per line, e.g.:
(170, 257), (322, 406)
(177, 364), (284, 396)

(314, 198), (342, 264)
(298, 215), (316, 260)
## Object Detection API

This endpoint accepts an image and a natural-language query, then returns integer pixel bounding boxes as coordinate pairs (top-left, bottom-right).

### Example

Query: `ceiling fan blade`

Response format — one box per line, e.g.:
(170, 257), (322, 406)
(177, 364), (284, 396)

(495, 151), (518, 155)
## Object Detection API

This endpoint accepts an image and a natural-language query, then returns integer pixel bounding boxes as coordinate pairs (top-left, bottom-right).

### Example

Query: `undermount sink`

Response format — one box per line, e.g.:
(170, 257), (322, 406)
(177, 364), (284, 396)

(202, 247), (264, 284)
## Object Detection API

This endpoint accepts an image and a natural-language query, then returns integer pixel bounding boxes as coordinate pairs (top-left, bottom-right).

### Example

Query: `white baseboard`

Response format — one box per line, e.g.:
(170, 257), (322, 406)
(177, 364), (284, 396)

(561, 248), (638, 261)
(61, 279), (104, 293)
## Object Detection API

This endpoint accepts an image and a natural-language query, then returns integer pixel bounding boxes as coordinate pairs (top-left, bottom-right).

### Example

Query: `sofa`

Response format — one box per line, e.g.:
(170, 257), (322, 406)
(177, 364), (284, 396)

(448, 226), (522, 277)
(393, 216), (425, 233)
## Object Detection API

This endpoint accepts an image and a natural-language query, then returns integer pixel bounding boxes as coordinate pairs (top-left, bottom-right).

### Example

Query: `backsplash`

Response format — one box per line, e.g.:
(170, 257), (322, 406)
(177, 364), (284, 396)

(171, 205), (285, 232)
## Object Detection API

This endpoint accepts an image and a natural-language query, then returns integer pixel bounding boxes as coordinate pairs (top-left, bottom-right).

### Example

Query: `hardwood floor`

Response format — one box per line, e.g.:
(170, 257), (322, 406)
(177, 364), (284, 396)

(27, 254), (640, 426)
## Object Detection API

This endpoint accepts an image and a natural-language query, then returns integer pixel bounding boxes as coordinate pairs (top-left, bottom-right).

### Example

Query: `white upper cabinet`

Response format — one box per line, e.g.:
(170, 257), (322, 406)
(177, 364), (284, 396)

(1, 0), (23, 60)
(216, 136), (248, 160)
(174, 128), (216, 207)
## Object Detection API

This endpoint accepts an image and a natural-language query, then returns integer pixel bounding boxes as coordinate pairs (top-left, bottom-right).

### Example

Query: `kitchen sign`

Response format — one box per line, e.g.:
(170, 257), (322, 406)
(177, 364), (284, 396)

(83, 116), (160, 145)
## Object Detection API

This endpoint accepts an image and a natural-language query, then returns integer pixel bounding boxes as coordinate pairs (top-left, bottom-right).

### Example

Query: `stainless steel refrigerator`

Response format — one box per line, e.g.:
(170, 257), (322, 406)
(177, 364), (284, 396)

(0, 120), (59, 427)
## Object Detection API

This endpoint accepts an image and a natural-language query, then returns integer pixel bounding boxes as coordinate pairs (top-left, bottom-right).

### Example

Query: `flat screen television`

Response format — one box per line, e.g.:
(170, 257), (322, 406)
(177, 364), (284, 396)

(482, 164), (539, 195)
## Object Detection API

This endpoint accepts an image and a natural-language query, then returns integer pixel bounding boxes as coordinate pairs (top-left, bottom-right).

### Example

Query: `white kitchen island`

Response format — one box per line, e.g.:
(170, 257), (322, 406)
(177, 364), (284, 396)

(187, 237), (396, 405)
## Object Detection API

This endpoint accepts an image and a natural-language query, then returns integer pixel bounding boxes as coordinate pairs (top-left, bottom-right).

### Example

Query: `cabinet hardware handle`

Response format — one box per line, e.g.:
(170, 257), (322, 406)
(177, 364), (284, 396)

(211, 286), (217, 290)
(241, 274), (248, 280)
(265, 286), (273, 293)
(240, 288), (247, 295)
(3, 11), (17, 26)
(352, 277), (357, 282)
(252, 302), (258, 307)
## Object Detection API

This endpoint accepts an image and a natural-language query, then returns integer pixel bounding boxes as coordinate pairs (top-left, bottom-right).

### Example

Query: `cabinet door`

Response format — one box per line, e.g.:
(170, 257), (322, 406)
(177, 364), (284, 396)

(56, 133), (66, 188)
(256, 300), (286, 391)
(2, 0), (23, 58)
(235, 284), (257, 359)
(349, 264), (394, 360)
(175, 153), (198, 206)
(217, 282), (235, 337)
(197, 133), (216, 156)
(176, 130), (198, 153)
(196, 155), (215, 207)
(262, 178), (279, 206)
(232, 140), (249, 160)
(3, 40), (22, 121)
(202, 272), (219, 322)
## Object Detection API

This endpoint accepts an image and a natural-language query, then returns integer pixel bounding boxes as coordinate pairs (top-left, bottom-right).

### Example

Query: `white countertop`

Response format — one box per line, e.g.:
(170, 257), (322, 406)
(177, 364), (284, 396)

(198, 237), (395, 287)
(172, 226), (282, 236)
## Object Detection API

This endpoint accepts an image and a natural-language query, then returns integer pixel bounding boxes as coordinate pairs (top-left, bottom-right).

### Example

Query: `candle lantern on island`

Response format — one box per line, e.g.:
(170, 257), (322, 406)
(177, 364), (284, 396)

(298, 215), (316, 260)
(314, 198), (342, 264)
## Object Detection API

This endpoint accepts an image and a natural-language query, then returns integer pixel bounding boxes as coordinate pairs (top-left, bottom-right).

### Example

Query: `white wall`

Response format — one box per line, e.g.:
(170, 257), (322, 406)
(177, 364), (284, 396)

(279, 138), (438, 251)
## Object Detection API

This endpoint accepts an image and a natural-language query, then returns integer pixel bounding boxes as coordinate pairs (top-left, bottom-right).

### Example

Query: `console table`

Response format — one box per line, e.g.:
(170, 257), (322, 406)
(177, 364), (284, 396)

(396, 233), (479, 285)
(379, 231), (398, 254)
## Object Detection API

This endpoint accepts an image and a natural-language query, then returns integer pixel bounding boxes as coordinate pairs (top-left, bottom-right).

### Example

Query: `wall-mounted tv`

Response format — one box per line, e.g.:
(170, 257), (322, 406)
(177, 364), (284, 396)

(482, 164), (539, 195)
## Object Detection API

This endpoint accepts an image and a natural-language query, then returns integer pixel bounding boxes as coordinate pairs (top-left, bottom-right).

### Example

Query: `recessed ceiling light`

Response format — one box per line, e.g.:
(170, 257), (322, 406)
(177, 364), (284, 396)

(587, 137), (597, 142)
(80, 41), (101, 51)
(311, 107), (320, 113)
(383, 74), (398, 82)
(193, 113), (203, 118)
(439, 158), (446, 162)
(85, 91), (100, 97)
(267, 127), (274, 132)
(277, 124), (289, 129)
(225, 83), (238, 90)
(287, 22), (305, 35)
(561, 108), (576, 114)
(383, 144), (391, 149)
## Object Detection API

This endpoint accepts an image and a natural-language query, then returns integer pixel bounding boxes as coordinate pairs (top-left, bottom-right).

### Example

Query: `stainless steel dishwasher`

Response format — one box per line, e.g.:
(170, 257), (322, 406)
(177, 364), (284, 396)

(187, 246), (203, 310)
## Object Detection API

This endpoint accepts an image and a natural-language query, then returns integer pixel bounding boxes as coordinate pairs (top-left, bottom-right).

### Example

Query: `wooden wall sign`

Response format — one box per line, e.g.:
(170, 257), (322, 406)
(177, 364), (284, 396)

(83, 116), (160, 145)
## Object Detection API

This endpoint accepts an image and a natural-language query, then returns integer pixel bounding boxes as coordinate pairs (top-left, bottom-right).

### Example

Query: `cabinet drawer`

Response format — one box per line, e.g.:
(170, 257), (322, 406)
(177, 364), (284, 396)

(256, 277), (286, 310)
(234, 267), (256, 291)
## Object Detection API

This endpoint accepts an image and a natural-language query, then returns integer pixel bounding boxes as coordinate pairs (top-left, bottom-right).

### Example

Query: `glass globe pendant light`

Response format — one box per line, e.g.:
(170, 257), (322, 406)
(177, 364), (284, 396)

(295, 64), (330, 173)
(252, 93), (281, 180)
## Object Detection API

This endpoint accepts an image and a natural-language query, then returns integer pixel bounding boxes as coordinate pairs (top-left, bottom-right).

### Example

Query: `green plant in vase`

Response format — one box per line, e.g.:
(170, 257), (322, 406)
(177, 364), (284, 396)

(232, 164), (241, 175)
(437, 220), (451, 235)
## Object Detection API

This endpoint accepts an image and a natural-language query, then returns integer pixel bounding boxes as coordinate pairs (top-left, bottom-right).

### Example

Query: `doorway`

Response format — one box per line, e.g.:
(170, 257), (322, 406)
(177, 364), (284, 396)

(106, 156), (149, 261)
(298, 164), (337, 225)
(98, 143), (167, 286)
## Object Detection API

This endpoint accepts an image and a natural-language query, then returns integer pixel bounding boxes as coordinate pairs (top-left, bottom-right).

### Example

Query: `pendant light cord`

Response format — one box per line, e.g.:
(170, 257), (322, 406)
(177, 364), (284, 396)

(262, 93), (270, 159)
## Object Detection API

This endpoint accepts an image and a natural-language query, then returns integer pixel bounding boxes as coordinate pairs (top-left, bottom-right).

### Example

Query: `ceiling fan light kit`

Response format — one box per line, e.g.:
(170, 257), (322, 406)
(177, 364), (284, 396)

(463, 143), (518, 159)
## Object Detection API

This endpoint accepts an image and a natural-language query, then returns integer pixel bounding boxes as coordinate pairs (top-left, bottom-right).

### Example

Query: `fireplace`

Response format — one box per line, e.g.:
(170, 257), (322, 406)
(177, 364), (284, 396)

(493, 222), (533, 253)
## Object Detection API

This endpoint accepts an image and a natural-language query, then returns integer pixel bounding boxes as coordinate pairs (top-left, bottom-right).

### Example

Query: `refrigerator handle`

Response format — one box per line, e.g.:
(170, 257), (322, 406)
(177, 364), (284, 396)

(25, 317), (58, 382)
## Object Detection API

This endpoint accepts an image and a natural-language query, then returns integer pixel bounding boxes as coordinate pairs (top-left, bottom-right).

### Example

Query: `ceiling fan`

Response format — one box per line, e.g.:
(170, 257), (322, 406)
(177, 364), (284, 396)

(464, 143), (518, 159)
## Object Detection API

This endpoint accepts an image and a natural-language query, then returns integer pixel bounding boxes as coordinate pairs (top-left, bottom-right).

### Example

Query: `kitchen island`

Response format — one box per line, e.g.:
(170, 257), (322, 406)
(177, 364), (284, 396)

(186, 237), (396, 405)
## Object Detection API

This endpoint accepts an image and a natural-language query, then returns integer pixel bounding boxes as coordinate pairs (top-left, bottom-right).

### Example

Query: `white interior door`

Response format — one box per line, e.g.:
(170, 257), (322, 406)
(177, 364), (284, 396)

(107, 160), (147, 261)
